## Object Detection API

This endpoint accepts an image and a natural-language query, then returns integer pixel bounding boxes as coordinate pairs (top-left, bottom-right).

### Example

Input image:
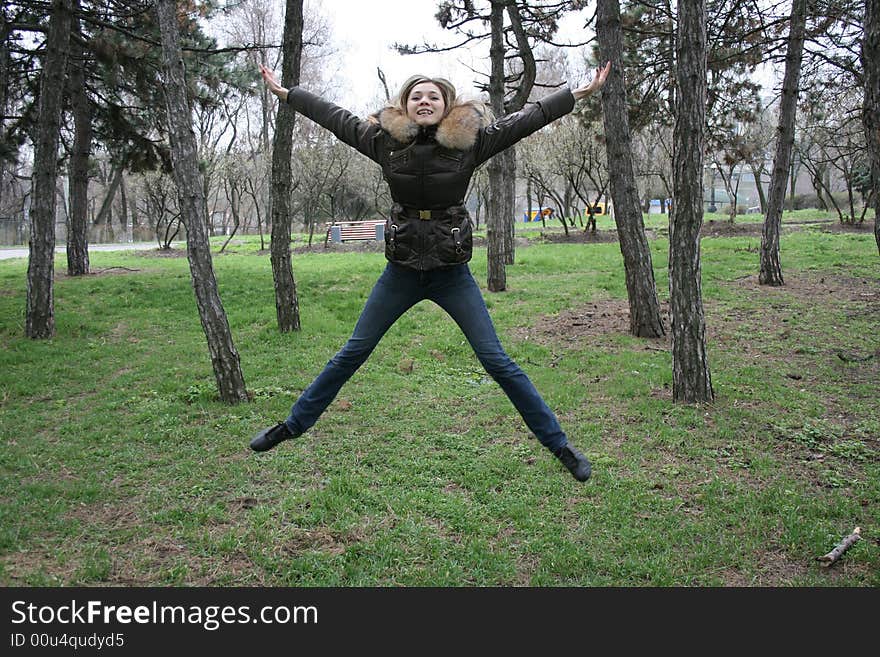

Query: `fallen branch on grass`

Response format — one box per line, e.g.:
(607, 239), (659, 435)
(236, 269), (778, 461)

(816, 527), (861, 567)
(836, 351), (874, 363)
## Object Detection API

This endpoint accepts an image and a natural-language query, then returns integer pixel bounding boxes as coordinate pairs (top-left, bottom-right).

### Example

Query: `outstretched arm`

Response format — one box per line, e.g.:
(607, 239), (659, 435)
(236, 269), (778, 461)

(473, 61), (612, 165)
(258, 64), (383, 163)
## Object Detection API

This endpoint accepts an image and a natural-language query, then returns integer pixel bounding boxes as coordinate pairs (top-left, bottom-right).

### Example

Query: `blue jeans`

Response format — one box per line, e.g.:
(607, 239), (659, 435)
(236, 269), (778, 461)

(284, 263), (568, 453)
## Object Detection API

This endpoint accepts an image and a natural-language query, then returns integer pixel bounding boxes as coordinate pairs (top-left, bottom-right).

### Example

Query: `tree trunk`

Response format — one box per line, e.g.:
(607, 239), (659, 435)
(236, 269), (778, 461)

(93, 164), (124, 232)
(502, 148), (516, 265)
(155, 0), (248, 404)
(864, 0), (880, 255)
(750, 161), (767, 212)
(670, 0), (714, 403)
(67, 0), (90, 276)
(760, 0), (807, 284)
(501, 148), (516, 265)
(596, 0), (665, 338)
(0, 24), (9, 215)
(499, 2), (535, 267)
(269, 0), (304, 331)
(486, 0), (507, 292)
(26, 0), (72, 339)
(119, 174), (130, 241)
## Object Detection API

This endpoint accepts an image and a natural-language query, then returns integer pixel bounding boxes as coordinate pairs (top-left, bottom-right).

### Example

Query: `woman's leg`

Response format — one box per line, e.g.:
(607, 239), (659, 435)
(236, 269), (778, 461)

(285, 263), (420, 434)
(429, 266), (568, 453)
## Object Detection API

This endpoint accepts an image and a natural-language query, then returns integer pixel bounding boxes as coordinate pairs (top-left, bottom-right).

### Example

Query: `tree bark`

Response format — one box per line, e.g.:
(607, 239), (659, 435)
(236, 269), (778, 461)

(93, 164), (124, 232)
(749, 161), (767, 212)
(486, 0), (507, 292)
(66, 0), (90, 276)
(499, 148), (516, 266)
(269, 0), (304, 331)
(596, 0), (665, 338)
(499, 2), (535, 266)
(26, 0), (72, 339)
(0, 23), (9, 215)
(864, 0), (880, 255)
(155, 0), (248, 404)
(760, 0), (807, 284)
(670, 0), (713, 403)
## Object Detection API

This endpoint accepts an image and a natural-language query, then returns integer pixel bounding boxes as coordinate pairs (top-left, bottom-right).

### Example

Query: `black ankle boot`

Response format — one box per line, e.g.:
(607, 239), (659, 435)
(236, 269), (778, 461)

(554, 444), (592, 481)
(250, 422), (297, 452)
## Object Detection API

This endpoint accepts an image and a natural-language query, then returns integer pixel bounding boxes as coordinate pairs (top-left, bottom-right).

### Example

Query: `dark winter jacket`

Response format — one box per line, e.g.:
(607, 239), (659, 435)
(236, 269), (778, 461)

(286, 85), (575, 270)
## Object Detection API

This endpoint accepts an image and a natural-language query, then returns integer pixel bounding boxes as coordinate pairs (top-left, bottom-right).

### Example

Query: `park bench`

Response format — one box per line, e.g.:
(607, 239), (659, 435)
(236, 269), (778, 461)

(324, 219), (385, 246)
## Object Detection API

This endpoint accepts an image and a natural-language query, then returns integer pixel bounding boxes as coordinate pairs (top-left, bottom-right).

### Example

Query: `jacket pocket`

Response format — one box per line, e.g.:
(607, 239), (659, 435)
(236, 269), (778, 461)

(435, 149), (464, 173)
(385, 206), (414, 263)
(388, 146), (414, 173)
(435, 213), (473, 264)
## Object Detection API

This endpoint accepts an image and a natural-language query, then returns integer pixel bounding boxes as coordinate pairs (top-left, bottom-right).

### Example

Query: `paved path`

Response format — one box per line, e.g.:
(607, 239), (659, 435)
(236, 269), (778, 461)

(0, 242), (182, 260)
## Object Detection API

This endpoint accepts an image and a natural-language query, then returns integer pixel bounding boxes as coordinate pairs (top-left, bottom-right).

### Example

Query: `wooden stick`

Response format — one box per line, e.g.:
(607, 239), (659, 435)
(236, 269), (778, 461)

(816, 527), (861, 567)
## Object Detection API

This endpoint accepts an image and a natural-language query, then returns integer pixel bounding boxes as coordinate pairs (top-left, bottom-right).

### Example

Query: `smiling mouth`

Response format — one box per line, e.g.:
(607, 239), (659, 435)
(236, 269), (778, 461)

(417, 109), (433, 116)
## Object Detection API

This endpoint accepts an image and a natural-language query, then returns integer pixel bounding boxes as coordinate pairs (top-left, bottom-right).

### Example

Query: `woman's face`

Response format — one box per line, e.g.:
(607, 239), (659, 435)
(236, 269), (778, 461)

(406, 82), (446, 126)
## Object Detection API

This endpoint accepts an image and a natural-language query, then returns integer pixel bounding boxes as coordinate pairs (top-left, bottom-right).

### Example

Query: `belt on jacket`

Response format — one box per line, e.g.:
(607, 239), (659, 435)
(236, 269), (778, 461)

(398, 207), (456, 220)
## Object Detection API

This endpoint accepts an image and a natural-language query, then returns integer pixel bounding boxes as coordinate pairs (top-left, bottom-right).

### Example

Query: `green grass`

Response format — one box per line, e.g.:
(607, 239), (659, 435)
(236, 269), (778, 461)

(0, 226), (877, 586)
(526, 207), (874, 234)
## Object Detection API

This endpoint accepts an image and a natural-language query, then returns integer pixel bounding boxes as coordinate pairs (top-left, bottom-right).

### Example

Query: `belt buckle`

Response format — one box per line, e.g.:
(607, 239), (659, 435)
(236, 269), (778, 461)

(418, 210), (431, 220)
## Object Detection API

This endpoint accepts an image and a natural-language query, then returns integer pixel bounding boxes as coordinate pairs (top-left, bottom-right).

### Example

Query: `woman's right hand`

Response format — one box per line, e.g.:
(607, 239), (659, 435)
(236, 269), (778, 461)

(259, 63), (288, 101)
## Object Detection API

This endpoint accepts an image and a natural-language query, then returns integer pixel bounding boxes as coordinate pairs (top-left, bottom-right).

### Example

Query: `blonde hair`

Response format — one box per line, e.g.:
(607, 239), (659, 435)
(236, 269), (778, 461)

(396, 75), (457, 116)
(368, 75), (493, 124)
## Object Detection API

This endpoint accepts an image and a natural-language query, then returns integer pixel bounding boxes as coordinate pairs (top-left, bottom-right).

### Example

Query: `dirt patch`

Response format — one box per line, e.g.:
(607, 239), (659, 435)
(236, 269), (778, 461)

(512, 270), (878, 348)
(281, 527), (363, 557)
(134, 248), (187, 258)
(729, 271), (880, 313)
(65, 500), (141, 529)
(510, 297), (656, 346)
(536, 228), (620, 244)
(290, 241), (384, 255)
(718, 549), (809, 586)
(818, 221), (877, 235)
(0, 551), (71, 585)
(537, 217), (872, 243)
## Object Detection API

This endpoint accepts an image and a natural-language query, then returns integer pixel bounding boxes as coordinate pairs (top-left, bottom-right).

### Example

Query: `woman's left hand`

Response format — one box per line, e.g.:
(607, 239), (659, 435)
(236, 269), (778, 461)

(572, 61), (611, 100)
(259, 63), (288, 101)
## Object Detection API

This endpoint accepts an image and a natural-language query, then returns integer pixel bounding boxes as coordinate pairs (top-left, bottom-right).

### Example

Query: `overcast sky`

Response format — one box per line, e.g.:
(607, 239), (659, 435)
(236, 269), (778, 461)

(315, 0), (594, 112)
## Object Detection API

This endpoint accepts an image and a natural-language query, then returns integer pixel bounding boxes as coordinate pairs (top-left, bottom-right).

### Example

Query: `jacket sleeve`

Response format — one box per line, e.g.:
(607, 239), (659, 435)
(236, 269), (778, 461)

(286, 87), (384, 163)
(473, 87), (576, 165)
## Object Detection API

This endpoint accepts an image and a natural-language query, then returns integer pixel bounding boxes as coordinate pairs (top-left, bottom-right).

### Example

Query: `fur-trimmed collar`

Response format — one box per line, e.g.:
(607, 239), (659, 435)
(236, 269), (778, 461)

(376, 103), (489, 151)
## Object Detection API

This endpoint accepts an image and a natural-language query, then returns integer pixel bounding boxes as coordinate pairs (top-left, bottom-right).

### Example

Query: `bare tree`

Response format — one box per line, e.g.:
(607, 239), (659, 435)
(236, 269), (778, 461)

(26, 0), (72, 339)
(863, 0), (880, 253)
(155, 0), (248, 404)
(760, 0), (807, 286)
(670, 0), (713, 403)
(596, 0), (666, 339)
(633, 121), (674, 214)
(140, 172), (180, 250)
(741, 108), (776, 213)
(798, 89), (868, 223)
(552, 117), (610, 233)
(518, 133), (571, 235)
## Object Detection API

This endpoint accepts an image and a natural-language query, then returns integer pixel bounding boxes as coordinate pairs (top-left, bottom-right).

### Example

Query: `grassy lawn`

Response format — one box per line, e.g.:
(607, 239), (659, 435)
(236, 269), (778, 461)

(0, 224), (877, 586)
